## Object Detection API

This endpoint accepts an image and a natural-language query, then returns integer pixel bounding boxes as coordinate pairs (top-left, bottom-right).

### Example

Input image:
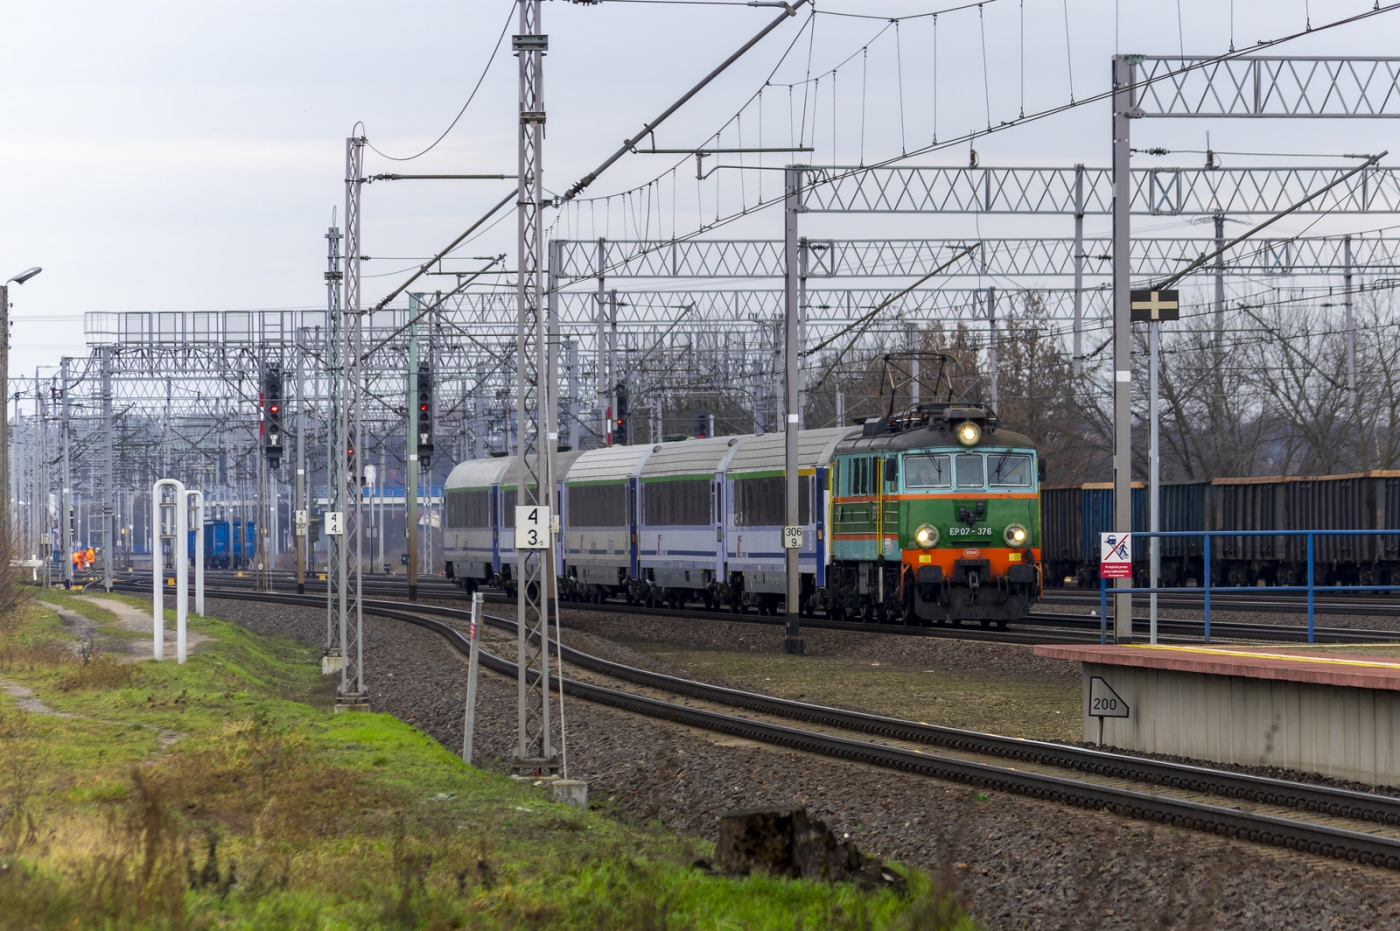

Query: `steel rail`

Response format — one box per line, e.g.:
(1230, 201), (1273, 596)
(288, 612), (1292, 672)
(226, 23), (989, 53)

(147, 583), (1400, 867)
(123, 570), (1400, 645)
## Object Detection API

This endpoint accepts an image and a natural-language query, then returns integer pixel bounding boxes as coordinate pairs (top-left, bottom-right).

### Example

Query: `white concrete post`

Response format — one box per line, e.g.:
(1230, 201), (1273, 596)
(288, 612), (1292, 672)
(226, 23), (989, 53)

(152, 478), (188, 663)
(188, 489), (205, 617)
(462, 591), (483, 764)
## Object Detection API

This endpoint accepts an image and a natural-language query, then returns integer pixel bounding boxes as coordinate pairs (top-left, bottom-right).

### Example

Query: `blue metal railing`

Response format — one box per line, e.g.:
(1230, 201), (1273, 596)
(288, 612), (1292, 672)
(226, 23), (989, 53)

(1095, 529), (1400, 645)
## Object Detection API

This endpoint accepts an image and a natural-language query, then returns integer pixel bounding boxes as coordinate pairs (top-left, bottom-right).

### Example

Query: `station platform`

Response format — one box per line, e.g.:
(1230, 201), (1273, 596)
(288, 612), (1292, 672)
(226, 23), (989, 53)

(1034, 642), (1400, 787)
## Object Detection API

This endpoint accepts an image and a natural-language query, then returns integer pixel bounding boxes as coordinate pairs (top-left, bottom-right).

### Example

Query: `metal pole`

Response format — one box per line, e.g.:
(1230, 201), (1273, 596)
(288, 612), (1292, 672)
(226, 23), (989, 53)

(609, 290), (619, 444)
(60, 357), (72, 588)
(1073, 164), (1085, 377)
(462, 591), (483, 763)
(798, 237), (809, 428)
(337, 134), (367, 710)
(567, 340), (580, 450)
(1215, 212), (1226, 347)
(378, 447), (385, 571)
(986, 285), (998, 411)
(1111, 54), (1134, 644)
(295, 331), (306, 594)
(783, 165), (804, 655)
(513, 0), (557, 772)
(597, 239), (609, 447)
(0, 283), (8, 539)
(1149, 319), (1160, 645)
(408, 295), (420, 601)
(102, 348), (114, 592)
(325, 222), (343, 669)
(1344, 234), (1360, 442)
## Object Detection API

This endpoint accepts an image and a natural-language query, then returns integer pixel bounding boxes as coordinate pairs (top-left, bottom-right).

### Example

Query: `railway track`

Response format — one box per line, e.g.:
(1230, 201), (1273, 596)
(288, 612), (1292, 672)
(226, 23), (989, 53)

(128, 582), (1400, 870)
(108, 569), (1400, 646)
(1043, 588), (1400, 618)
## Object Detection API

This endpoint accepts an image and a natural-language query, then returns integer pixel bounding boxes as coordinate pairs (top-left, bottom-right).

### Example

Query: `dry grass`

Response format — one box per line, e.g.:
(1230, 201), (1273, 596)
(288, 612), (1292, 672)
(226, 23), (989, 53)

(56, 652), (137, 692)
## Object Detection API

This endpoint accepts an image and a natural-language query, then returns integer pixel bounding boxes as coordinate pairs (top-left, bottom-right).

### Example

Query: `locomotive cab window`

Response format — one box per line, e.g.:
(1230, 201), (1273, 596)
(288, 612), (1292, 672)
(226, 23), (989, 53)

(955, 454), (985, 489)
(988, 453), (1033, 488)
(903, 455), (951, 489)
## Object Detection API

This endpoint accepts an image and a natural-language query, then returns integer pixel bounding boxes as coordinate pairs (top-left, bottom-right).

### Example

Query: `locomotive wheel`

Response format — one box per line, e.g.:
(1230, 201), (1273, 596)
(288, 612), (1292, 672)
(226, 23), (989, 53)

(730, 601), (743, 615)
(979, 618), (991, 629)
(830, 604), (846, 622)
(996, 619), (1009, 629)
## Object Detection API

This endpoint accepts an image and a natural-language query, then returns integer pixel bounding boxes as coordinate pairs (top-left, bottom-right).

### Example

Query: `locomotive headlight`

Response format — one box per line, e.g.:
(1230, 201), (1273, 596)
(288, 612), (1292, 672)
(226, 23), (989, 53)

(1003, 523), (1029, 546)
(955, 420), (981, 446)
(914, 523), (939, 548)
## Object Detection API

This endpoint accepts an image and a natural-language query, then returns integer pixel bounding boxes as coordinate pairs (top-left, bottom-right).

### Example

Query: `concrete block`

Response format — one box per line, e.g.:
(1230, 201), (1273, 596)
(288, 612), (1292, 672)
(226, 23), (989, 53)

(550, 779), (588, 809)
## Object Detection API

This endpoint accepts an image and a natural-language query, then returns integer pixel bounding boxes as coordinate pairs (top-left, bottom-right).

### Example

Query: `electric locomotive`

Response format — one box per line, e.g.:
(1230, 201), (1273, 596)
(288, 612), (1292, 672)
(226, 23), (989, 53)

(828, 403), (1042, 627)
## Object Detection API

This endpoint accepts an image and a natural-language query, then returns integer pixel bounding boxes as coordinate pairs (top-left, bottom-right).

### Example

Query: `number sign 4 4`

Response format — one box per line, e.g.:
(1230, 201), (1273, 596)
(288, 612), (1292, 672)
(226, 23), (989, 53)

(515, 506), (552, 550)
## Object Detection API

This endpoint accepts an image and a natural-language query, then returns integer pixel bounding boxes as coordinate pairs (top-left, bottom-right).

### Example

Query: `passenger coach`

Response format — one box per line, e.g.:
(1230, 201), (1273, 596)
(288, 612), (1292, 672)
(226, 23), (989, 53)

(442, 404), (1043, 626)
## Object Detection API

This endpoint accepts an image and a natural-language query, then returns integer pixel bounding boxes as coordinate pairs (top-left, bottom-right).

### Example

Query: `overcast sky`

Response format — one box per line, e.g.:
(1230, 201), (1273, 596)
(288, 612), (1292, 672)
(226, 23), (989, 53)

(5, 0), (1398, 382)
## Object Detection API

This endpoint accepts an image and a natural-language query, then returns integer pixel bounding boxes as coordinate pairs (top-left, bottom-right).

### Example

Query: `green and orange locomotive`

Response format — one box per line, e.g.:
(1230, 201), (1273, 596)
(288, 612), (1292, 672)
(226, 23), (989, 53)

(828, 403), (1042, 627)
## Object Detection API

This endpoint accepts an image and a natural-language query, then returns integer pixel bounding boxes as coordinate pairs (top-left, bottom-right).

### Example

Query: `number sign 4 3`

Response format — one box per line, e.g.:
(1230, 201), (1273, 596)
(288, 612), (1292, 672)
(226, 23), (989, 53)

(515, 506), (552, 550)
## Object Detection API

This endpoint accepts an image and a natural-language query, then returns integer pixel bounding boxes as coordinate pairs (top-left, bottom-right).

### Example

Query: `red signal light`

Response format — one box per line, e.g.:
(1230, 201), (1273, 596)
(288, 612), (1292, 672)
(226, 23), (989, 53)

(269, 404), (280, 414)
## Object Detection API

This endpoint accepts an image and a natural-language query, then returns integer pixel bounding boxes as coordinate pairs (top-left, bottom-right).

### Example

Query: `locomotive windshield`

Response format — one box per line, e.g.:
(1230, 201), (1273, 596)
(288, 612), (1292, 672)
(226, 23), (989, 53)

(955, 454), (985, 488)
(988, 453), (1033, 487)
(903, 454), (951, 488)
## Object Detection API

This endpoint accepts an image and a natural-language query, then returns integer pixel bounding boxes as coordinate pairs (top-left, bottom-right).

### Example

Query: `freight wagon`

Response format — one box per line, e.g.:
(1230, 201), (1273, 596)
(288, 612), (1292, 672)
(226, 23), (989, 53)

(1040, 472), (1400, 587)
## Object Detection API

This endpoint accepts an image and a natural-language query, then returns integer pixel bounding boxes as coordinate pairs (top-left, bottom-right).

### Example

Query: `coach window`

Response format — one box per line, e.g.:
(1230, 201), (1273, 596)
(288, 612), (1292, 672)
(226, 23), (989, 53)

(954, 453), (985, 489)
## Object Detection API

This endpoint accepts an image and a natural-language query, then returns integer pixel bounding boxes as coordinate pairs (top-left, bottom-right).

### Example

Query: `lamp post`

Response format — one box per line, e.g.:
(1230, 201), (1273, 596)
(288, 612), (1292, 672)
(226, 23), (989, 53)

(0, 267), (42, 539)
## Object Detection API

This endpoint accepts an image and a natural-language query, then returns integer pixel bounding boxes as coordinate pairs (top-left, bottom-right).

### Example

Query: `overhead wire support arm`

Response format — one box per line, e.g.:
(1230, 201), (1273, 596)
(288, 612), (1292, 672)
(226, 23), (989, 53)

(373, 190), (515, 311)
(560, 0), (809, 203)
(362, 255), (507, 361)
(1152, 152), (1387, 292)
(363, 173), (517, 183)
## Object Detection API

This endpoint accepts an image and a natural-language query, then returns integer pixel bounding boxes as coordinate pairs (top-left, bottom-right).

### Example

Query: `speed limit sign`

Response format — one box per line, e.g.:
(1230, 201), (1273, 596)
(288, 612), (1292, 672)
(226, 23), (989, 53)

(515, 506), (552, 549)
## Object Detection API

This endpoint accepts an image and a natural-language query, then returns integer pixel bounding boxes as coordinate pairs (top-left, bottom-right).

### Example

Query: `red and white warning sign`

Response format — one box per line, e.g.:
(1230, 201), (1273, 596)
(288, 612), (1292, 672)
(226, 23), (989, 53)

(1100, 532), (1133, 579)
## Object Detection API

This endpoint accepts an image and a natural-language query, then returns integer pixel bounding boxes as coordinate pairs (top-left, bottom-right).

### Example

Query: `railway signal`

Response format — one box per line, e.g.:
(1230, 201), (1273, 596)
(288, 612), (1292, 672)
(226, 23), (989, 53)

(417, 362), (434, 468)
(615, 384), (630, 445)
(694, 410), (712, 438)
(262, 367), (284, 468)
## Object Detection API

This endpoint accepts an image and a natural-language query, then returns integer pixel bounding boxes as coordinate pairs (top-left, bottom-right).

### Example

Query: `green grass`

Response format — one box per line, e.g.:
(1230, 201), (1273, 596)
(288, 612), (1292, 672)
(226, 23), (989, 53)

(0, 591), (978, 930)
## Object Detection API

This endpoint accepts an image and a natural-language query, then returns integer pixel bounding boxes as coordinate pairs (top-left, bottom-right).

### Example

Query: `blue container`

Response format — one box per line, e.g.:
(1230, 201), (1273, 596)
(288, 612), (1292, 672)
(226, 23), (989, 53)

(203, 521), (232, 567)
(1038, 486), (1084, 561)
(1079, 484), (1148, 559)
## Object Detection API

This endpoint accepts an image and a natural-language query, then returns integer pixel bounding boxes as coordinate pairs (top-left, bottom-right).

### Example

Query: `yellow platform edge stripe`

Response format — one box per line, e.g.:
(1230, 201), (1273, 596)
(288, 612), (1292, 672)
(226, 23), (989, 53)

(1127, 643), (1400, 670)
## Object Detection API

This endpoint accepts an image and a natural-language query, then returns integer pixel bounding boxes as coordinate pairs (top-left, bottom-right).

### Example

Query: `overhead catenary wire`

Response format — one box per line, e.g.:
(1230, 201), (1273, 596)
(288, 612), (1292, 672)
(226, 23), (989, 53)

(555, 1), (1400, 296)
(561, 0), (812, 202)
(362, 3), (513, 162)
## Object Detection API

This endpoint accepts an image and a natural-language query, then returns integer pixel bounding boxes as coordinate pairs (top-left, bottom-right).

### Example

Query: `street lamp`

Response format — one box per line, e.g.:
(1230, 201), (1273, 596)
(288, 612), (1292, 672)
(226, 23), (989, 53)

(1, 267), (43, 538)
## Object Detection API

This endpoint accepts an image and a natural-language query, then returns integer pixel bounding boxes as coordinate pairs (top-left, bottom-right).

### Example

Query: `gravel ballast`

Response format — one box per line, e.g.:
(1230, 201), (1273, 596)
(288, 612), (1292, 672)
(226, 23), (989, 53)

(206, 596), (1400, 930)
